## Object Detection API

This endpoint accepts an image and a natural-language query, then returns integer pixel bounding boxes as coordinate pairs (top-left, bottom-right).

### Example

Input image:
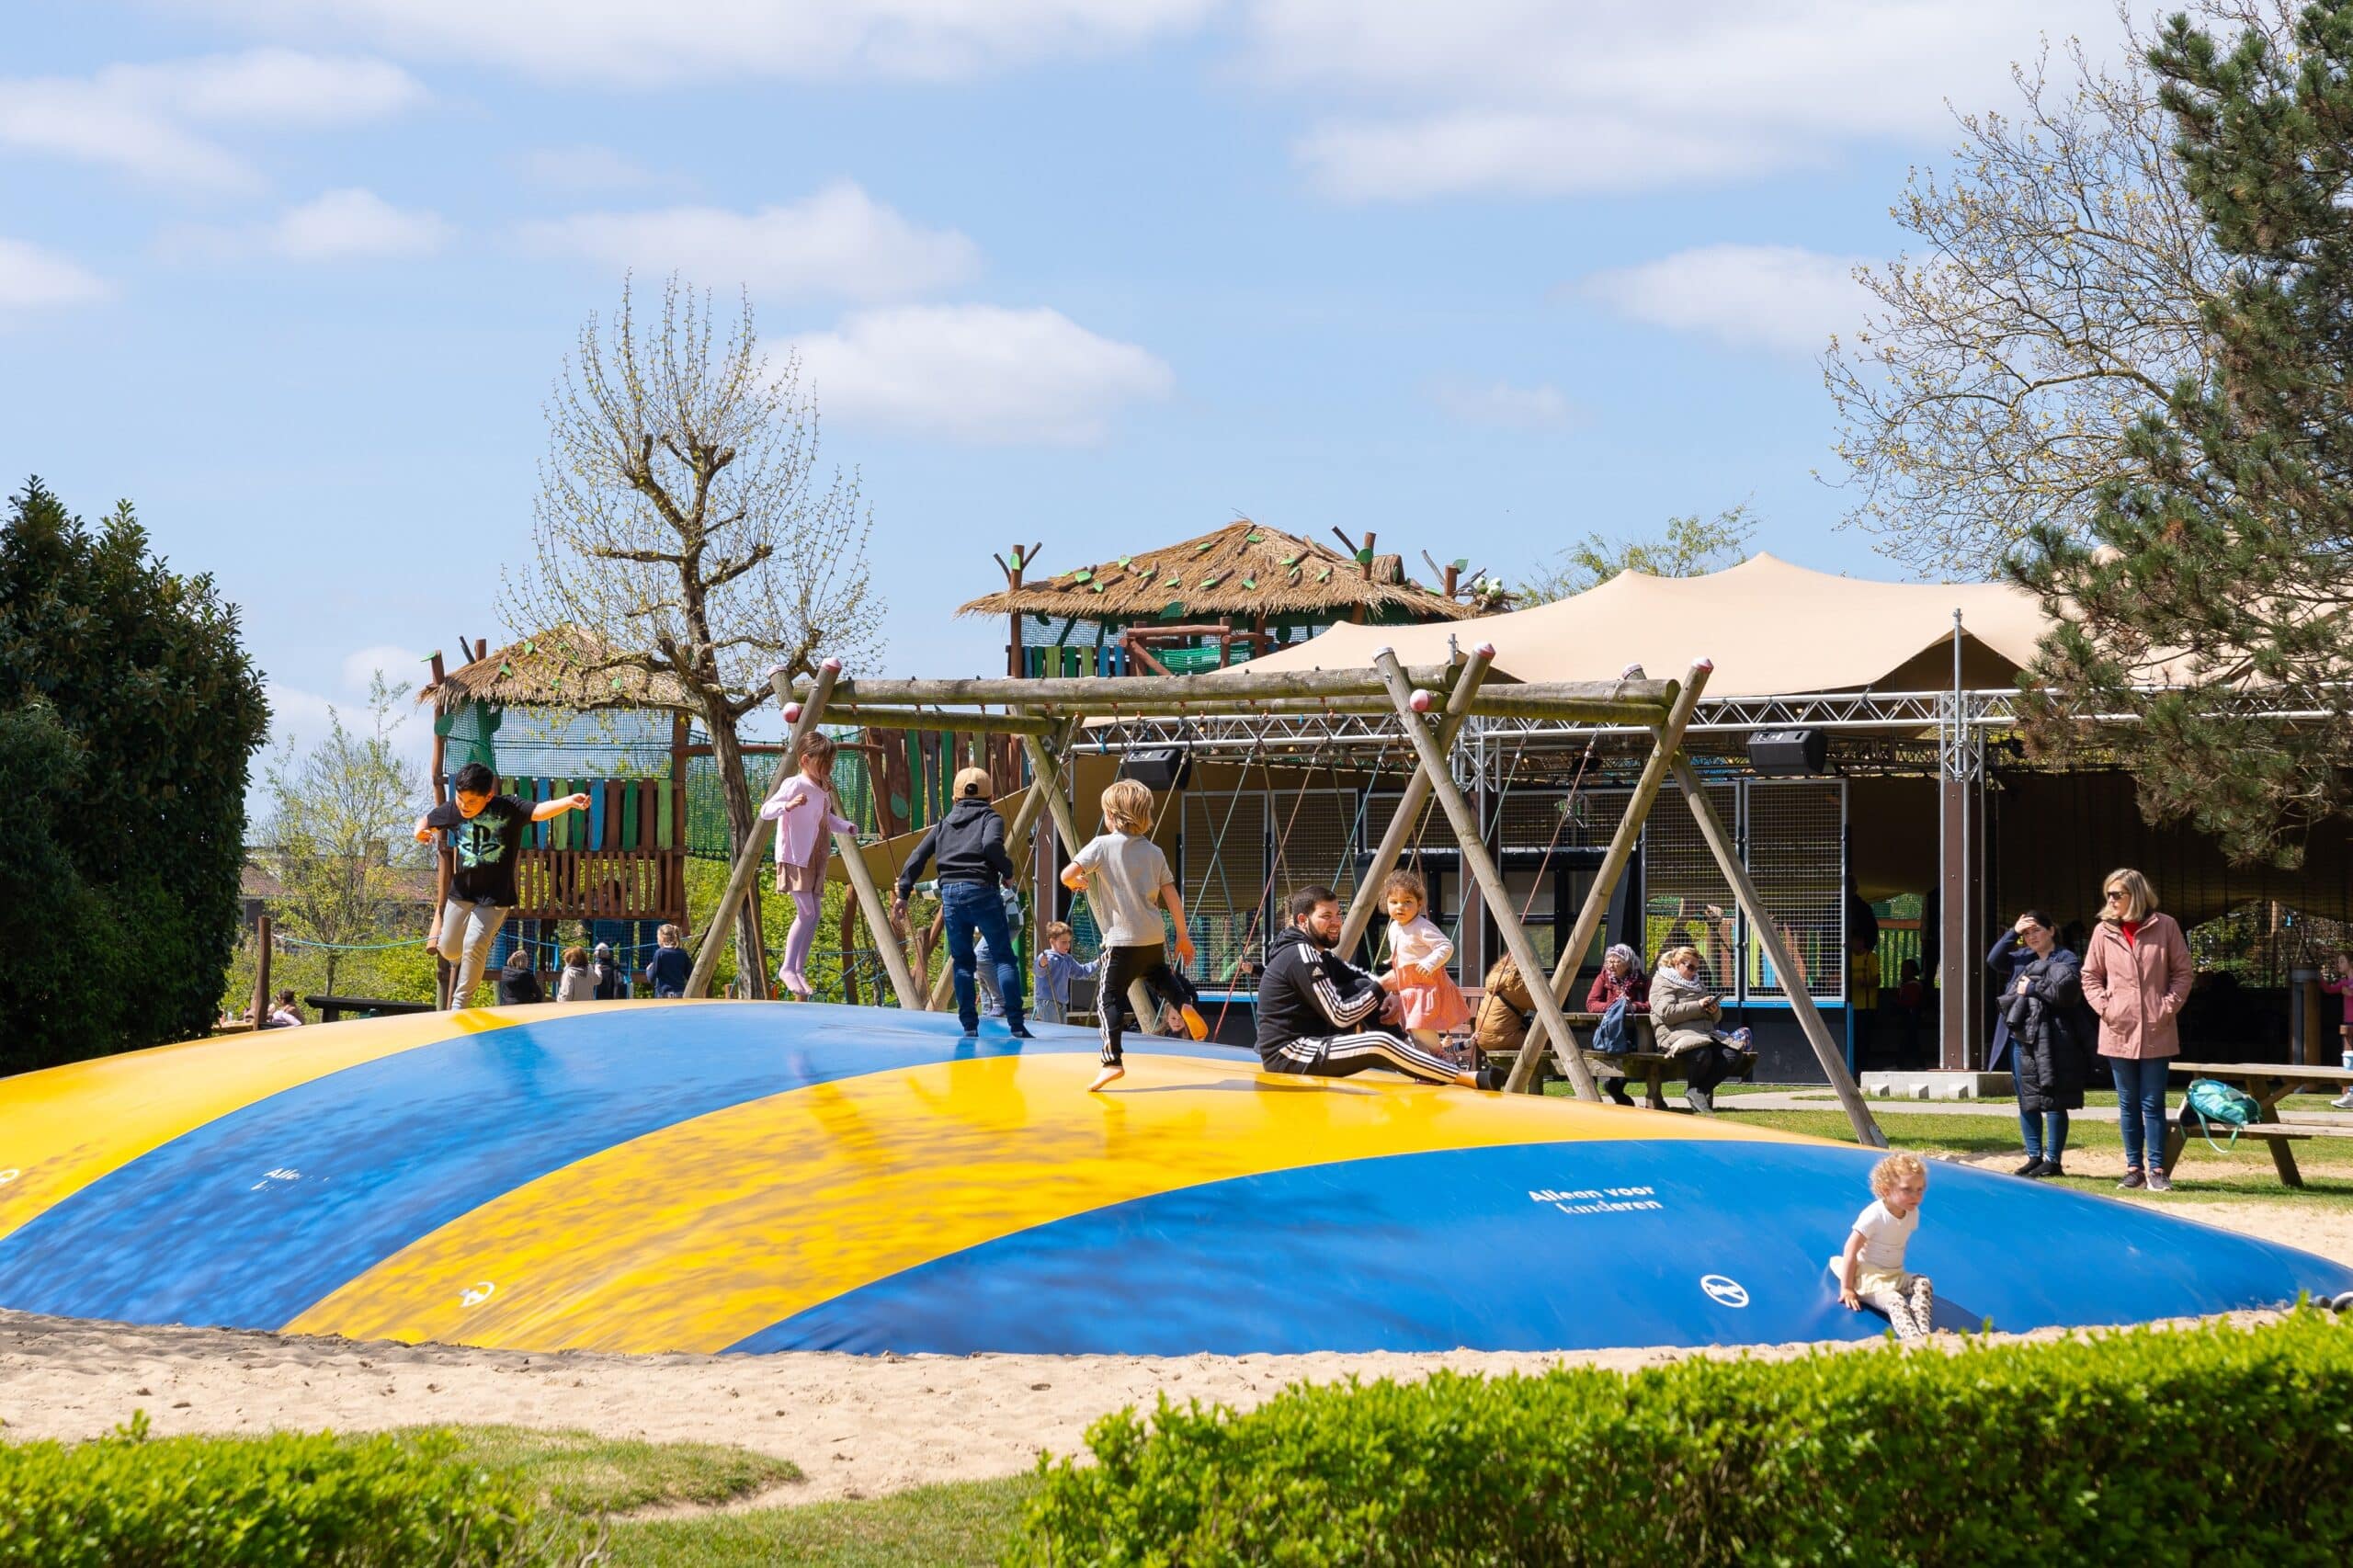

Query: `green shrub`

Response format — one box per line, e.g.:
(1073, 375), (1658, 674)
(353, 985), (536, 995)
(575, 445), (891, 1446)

(0, 1415), (561, 1565)
(1017, 1308), (2353, 1565)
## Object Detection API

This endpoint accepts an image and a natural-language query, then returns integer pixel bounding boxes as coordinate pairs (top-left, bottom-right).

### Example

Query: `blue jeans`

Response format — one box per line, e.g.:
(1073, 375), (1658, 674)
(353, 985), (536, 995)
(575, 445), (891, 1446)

(942, 881), (1023, 1032)
(2109, 1056), (2171, 1172)
(2018, 1107), (2070, 1161)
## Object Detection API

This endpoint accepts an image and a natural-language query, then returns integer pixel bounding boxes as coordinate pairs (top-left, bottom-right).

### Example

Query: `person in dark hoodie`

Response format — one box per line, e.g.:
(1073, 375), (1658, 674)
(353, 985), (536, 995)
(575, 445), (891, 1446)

(894, 766), (1030, 1039)
(1256, 885), (1505, 1089)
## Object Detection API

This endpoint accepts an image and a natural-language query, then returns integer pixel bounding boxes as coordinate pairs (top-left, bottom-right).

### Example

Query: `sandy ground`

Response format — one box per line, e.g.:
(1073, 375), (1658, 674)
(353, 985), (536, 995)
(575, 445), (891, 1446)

(0, 1175), (2346, 1505)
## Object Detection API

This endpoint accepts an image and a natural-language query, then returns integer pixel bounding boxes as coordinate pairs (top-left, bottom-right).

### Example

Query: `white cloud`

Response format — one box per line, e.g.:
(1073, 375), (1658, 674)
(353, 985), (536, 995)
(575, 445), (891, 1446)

(340, 643), (428, 691)
(1249, 0), (2124, 199)
(1431, 376), (1579, 432)
(521, 182), (978, 301)
(1576, 244), (1870, 356)
(792, 304), (1172, 445)
(168, 188), (452, 263)
(166, 0), (1215, 83)
(0, 238), (111, 311)
(510, 143), (665, 194)
(0, 50), (423, 191)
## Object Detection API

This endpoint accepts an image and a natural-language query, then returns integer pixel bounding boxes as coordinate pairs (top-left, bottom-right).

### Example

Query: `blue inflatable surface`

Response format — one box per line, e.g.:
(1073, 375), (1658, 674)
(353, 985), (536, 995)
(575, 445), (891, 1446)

(0, 1001), (2342, 1356)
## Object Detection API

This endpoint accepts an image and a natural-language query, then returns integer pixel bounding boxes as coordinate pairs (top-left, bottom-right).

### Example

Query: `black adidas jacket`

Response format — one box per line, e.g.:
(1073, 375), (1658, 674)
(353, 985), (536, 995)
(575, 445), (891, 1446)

(896, 796), (1016, 896)
(1254, 925), (1388, 1060)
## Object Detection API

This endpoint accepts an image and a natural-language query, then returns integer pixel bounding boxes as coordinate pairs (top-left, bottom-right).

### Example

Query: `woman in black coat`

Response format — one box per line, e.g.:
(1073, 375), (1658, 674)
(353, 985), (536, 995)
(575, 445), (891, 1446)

(2002, 910), (2091, 1177)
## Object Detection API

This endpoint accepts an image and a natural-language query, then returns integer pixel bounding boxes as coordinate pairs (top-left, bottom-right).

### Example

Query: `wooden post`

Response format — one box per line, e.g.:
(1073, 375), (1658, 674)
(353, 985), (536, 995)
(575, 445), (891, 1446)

(1373, 649), (1603, 1101)
(833, 805), (925, 1012)
(688, 663), (836, 998)
(1023, 725), (1163, 1034)
(250, 913), (273, 1024)
(1336, 644), (1485, 960)
(1667, 754), (1887, 1147)
(1506, 661), (1711, 1092)
(426, 649), (453, 1009)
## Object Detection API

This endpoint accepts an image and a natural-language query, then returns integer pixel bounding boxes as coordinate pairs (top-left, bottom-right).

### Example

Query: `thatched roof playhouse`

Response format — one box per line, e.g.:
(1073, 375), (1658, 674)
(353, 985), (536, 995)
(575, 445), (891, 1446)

(957, 519), (1482, 678)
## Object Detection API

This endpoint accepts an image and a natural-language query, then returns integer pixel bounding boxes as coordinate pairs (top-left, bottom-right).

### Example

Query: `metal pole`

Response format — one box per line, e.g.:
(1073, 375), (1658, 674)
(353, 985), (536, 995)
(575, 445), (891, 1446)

(688, 661), (837, 998)
(1667, 754), (1887, 1147)
(1507, 660), (1713, 1092)
(1336, 644), (1487, 959)
(1373, 650), (1603, 1101)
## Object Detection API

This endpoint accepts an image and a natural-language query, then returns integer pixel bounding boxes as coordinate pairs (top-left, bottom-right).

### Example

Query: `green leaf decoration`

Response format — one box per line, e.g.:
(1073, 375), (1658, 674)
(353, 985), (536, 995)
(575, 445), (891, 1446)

(1118, 555), (1133, 568)
(1246, 532), (1264, 543)
(1290, 568), (1303, 584)
(1318, 567), (1333, 584)
(1355, 547), (1375, 566)
(1071, 569), (1094, 584)
(1196, 540), (1216, 552)
(1451, 557), (1470, 571)
(1090, 582), (1105, 594)
(523, 640), (536, 653)
(1200, 573), (1224, 588)
(499, 663), (514, 676)
(1280, 552), (1303, 566)
(1242, 576), (1256, 589)
(1011, 546), (1025, 567)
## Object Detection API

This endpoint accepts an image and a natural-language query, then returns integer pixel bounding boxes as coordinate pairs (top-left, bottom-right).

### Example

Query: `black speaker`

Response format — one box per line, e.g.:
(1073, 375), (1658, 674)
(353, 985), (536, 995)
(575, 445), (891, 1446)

(1115, 746), (1191, 791)
(1747, 728), (1829, 777)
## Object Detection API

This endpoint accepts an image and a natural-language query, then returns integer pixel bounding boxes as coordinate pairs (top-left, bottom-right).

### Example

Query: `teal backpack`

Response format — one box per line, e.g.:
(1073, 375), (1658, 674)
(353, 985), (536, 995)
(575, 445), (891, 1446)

(2184, 1077), (2262, 1154)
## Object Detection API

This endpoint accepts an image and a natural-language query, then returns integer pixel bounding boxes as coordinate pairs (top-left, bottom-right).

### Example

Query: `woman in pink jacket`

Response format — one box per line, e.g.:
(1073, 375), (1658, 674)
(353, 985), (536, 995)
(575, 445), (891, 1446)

(2081, 867), (2195, 1193)
(759, 733), (858, 1000)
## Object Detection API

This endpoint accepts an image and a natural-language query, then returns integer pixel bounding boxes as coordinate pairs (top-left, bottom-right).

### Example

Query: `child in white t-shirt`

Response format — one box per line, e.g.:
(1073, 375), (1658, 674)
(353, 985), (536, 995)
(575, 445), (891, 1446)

(1063, 778), (1204, 1091)
(1836, 1152), (1935, 1340)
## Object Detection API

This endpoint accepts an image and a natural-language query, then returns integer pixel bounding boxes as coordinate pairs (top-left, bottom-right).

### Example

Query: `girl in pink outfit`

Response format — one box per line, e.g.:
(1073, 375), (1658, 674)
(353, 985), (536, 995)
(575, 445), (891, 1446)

(2323, 952), (2353, 1108)
(1376, 869), (1471, 1051)
(760, 733), (858, 999)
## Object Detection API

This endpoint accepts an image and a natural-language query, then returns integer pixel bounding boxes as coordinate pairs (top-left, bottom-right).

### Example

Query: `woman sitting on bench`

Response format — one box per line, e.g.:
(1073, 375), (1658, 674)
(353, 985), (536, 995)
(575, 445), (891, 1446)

(1652, 945), (1752, 1115)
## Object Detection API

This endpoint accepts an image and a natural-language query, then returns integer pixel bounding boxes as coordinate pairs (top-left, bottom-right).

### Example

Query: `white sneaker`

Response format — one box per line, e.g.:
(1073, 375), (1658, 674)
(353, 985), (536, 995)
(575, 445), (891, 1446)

(2331, 1091), (2353, 1110)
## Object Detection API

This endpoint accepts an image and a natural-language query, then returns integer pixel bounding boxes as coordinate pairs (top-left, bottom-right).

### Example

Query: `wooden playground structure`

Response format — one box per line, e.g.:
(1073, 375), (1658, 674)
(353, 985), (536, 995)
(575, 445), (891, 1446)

(689, 646), (1888, 1146)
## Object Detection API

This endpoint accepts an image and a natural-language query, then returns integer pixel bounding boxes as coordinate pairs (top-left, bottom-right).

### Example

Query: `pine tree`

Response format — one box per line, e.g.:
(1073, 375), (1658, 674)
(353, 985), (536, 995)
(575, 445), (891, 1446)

(2014, 1), (2353, 866)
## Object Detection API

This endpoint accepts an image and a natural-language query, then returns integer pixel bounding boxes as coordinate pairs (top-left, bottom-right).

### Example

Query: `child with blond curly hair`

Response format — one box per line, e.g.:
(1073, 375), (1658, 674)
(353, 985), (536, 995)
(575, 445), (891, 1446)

(1836, 1152), (1935, 1340)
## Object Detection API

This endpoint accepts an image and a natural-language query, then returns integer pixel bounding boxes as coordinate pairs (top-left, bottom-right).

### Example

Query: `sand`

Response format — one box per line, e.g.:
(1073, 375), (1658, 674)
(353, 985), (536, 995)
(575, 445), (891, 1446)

(1, 1167), (2347, 1505)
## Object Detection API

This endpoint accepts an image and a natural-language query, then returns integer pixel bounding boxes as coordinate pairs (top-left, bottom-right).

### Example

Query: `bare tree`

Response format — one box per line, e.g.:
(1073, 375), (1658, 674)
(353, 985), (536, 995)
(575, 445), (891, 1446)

(261, 673), (427, 995)
(1823, 4), (2296, 575)
(506, 275), (883, 986)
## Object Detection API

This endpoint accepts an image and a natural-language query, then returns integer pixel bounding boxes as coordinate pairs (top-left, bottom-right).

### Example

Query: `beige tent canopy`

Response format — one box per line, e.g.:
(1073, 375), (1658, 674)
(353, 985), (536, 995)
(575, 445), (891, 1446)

(1242, 554), (2053, 698)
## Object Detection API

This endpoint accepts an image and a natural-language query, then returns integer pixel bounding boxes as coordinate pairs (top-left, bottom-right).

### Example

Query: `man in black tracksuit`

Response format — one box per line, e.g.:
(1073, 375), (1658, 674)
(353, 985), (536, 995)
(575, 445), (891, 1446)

(894, 766), (1029, 1038)
(1256, 884), (1504, 1089)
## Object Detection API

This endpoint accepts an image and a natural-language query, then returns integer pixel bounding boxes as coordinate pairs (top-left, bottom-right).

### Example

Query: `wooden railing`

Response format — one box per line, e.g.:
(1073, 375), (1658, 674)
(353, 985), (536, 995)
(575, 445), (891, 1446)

(508, 847), (688, 923)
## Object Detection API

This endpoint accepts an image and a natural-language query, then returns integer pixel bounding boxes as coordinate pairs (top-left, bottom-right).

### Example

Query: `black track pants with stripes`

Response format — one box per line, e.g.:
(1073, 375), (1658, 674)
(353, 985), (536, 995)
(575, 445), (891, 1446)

(1098, 942), (1197, 1065)
(1261, 1030), (1463, 1085)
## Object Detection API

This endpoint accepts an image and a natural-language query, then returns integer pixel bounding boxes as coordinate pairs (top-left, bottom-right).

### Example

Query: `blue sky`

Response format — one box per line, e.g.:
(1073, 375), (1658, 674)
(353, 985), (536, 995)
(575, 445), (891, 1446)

(2, 0), (2134, 759)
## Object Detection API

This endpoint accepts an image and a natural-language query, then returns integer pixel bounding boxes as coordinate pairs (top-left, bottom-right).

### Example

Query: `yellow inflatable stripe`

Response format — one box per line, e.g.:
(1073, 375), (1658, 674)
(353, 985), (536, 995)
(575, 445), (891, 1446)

(0, 1003), (685, 1244)
(294, 1051), (1813, 1355)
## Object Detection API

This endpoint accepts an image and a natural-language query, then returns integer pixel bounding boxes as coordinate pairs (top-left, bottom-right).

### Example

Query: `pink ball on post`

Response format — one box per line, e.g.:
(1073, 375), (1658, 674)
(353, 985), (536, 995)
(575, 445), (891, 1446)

(1474, 642), (1496, 660)
(783, 702), (803, 723)
(822, 657), (844, 674)
(1409, 688), (1435, 713)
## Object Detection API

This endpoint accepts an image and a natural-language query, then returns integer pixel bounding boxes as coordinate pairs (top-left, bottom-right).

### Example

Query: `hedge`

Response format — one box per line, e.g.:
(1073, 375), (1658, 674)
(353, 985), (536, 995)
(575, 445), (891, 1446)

(0, 1415), (562, 1565)
(1017, 1307), (2353, 1565)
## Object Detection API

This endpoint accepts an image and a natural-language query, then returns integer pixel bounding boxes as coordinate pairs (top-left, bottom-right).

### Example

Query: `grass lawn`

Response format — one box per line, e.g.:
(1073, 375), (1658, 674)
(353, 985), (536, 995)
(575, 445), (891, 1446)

(1713, 1106), (2353, 1213)
(413, 1426), (1031, 1566)
(600, 1475), (1037, 1567)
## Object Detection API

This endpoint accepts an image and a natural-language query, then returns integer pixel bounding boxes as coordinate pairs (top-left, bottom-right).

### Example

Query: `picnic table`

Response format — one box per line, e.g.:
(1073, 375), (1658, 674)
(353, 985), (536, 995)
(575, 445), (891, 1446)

(305, 994), (438, 1024)
(2163, 1061), (2353, 1187)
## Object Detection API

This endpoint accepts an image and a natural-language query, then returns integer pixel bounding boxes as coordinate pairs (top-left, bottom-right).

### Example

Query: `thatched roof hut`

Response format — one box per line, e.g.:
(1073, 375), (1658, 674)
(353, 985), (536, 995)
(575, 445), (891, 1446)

(955, 519), (1475, 626)
(418, 627), (697, 716)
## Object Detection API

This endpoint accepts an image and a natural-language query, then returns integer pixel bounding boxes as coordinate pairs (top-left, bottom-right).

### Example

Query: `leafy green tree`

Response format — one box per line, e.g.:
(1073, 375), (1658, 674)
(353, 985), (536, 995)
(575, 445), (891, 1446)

(1518, 502), (1755, 605)
(259, 673), (428, 995)
(2014, 2), (2353, 866)
(0, 479), (269, 1065)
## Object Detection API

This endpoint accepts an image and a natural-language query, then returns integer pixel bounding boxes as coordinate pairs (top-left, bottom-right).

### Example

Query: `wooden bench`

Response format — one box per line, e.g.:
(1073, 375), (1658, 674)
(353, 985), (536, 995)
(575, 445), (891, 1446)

(1582, 1048), (1759, 1108)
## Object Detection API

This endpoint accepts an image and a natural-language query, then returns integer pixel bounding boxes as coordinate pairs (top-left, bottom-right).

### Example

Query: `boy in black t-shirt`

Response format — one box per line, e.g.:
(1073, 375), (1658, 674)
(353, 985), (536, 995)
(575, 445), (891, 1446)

(415, 761), (589, 1008)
